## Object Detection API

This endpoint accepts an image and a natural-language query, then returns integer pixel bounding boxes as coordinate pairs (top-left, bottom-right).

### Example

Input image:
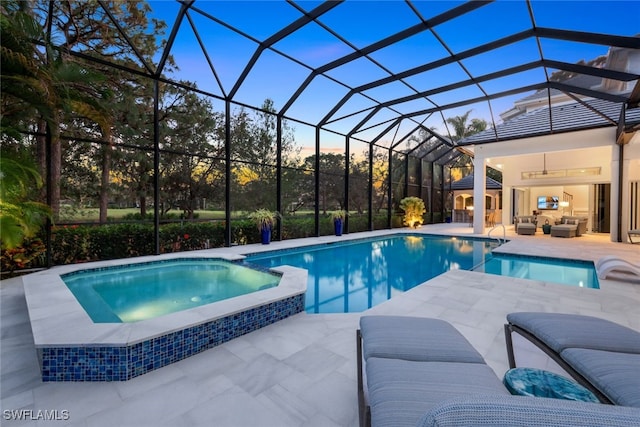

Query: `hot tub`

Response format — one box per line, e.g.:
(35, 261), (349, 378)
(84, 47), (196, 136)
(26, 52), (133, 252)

(22, 253), (306, 381)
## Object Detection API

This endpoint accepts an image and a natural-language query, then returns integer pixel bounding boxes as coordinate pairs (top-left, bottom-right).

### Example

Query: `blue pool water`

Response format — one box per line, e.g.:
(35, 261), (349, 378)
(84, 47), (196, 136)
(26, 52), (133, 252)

(62, 259), (280, 323)
(475, 254), (599, 289)
(245, 234), (599, 314)
(245, 235), (494, 313)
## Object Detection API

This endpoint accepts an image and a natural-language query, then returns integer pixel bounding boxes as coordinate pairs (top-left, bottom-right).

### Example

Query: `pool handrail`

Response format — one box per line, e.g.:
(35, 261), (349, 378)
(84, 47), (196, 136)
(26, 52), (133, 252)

(488, 224), (506, 245)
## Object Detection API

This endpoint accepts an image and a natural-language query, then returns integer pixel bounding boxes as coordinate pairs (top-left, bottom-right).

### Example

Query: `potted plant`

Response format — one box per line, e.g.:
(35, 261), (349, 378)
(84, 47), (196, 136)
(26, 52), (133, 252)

(248, 209), (280, 244)
(331, 210), (347, 236)
(399, 197), (426, 228)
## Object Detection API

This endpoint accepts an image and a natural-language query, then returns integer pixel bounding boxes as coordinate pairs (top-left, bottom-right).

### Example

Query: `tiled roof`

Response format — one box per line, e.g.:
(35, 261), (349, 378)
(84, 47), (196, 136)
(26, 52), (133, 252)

(450, 175), (502, 190)
(459, 97), (640, 145)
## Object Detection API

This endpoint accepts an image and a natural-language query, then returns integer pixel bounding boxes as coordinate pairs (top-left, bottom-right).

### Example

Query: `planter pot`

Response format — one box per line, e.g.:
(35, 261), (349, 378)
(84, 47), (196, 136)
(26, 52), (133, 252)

(261, 227), (272, 244)
(334, 219), (343, 236)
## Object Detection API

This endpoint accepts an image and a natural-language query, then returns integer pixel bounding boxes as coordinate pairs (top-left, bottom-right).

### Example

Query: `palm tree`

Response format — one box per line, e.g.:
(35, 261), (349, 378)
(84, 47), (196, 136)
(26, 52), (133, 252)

(0, 151), (52, 249)
(445, 110), (488, 142)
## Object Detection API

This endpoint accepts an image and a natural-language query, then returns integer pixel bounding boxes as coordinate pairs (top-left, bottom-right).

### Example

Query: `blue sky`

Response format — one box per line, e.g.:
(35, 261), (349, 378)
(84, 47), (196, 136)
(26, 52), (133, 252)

(145, 0), (640, 150)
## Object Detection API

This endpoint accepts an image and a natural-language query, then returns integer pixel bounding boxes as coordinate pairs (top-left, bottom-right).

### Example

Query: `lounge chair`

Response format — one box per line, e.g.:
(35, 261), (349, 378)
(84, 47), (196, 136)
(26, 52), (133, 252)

(596, 255), (640, 282)
(359, 315), (640, 427)
(504, 312), (640, 406)
(629, 229), (640, 244)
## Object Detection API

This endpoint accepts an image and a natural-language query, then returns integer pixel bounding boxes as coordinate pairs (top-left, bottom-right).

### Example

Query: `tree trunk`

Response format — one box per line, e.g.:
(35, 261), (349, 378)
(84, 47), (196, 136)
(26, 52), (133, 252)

(140, 195), (147, 217)
(36, 119), (47, 204)
(99, 140), (112, 223)
(49, 124), (62, 221)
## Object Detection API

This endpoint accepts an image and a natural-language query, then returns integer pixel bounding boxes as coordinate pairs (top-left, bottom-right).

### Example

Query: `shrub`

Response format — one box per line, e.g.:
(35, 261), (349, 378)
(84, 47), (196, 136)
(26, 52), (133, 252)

(4, 212), (413, 272)
(399, 197), (426, 228)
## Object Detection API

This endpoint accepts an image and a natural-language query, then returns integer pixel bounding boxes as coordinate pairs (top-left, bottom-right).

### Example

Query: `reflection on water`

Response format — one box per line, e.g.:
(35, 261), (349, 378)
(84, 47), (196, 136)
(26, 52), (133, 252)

(245, 235), (493, 314)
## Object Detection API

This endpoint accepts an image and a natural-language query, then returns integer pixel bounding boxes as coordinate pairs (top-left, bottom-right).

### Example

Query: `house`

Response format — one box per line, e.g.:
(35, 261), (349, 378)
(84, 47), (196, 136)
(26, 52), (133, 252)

(460, 46), (640, 242)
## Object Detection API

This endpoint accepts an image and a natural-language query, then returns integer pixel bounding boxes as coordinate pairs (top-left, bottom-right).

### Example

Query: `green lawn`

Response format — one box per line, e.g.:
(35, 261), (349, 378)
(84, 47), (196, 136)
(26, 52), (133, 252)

(60, 208), (227, 221)
(59, 208), (322, 222)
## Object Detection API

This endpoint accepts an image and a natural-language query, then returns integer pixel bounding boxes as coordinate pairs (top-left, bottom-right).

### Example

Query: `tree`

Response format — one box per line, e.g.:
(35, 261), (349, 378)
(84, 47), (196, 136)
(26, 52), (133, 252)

(27, 0), (171, 221)
(1, 0), (113, 220)
(302, 153), (345, 214)
(158, 86), (225, 218)
(229, 99), (300, 212)
(445, 110), (488, 142)
(0, 148), (51, 249)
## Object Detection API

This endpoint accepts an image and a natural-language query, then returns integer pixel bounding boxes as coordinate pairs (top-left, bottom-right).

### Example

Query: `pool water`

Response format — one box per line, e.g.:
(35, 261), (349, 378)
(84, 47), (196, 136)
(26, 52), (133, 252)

(245, 234), (600, 314)
(474, 254), (599, 289)
(62, 259), (280, 323)
(245, 235), (494, 313)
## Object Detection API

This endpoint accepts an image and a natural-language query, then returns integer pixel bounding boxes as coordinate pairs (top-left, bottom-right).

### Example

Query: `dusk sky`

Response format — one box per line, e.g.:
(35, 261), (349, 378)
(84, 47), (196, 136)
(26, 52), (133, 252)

(144, 1), (640, 151)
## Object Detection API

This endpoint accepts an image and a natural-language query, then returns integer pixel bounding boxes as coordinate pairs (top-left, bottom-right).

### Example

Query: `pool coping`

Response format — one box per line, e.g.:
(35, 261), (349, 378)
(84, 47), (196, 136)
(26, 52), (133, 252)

(23, 252), (308, 349)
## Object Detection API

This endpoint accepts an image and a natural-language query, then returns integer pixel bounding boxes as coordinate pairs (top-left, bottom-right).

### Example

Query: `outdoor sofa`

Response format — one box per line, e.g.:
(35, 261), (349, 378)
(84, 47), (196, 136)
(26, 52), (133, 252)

(514, 215), (537, 235)
(550, 215), (588, 238)
(357, 315), (640, 427)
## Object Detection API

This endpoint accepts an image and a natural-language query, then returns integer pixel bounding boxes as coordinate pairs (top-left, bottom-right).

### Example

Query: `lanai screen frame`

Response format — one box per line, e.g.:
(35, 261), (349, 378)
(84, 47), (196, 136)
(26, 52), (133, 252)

(22, 0), (640, 264)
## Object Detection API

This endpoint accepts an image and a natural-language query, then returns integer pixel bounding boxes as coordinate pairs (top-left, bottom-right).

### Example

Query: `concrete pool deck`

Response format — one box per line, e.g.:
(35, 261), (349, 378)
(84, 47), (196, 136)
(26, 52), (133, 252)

(2, 224), (639, 426)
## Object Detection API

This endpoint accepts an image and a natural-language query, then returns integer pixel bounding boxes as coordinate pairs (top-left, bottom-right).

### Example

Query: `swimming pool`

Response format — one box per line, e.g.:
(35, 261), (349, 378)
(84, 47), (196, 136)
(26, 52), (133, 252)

(245, 234), (599, 313)
(474, 254), (599, 289)
(62, 259), (281, 323)
(245, 234), (494, 313)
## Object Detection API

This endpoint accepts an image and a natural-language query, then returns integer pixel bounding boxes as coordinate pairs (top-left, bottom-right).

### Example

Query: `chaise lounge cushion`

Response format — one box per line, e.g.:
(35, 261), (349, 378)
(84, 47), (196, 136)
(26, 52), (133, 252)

(360, 315), (485, 363)
(366, 357), (509, 427)
(506, 312), (640, 354)
(561, 348), (640, 407)
(416, 395), (640, 427)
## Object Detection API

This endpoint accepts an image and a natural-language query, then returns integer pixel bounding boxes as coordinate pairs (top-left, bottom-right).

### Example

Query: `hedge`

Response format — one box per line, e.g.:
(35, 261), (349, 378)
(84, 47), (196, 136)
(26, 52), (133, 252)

(2, 214), (407, 272)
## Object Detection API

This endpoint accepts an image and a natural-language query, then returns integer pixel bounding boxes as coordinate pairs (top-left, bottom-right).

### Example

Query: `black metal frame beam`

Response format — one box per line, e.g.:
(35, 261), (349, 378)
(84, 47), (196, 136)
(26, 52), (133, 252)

(228, 0), (341, 99)
(97, 0), (156, 75)
(282, 0), (491, 119)
(156, 1), (193, 77)
(321, 27), (639, 130)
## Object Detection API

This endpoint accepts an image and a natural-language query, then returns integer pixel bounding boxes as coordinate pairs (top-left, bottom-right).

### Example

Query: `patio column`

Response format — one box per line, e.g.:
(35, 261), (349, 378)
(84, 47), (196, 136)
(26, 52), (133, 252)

(473, 155), (486, 234)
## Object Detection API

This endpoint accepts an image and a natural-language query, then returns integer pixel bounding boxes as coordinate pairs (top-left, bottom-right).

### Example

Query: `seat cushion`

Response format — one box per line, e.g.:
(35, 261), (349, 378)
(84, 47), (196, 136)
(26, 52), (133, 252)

(417, 395), (640, 427)
(366, 357), (509, 427)
(507, 312), (640, 354)
(360, 316), (485, 363)
(561, 348), (640, 407)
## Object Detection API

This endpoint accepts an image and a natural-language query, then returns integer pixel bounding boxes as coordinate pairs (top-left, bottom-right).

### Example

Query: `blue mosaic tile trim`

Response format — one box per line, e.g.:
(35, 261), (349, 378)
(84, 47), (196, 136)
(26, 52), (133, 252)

(41, 346), (128, 382)
(39, 294), (305, 382)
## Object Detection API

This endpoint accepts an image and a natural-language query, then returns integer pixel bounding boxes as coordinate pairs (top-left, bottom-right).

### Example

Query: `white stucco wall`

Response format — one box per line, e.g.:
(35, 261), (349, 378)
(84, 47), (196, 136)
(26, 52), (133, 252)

(470, 127), (640, 241)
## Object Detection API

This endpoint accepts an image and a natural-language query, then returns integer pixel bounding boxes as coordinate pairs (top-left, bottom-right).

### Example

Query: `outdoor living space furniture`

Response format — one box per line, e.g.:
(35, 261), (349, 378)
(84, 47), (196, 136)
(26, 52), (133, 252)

(550, 215), (588, 238)
(357, 315), (640, 427)
(515, 215), (537, 235)
(629, 229), (640, 244)
(504, 312), (640, 407)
